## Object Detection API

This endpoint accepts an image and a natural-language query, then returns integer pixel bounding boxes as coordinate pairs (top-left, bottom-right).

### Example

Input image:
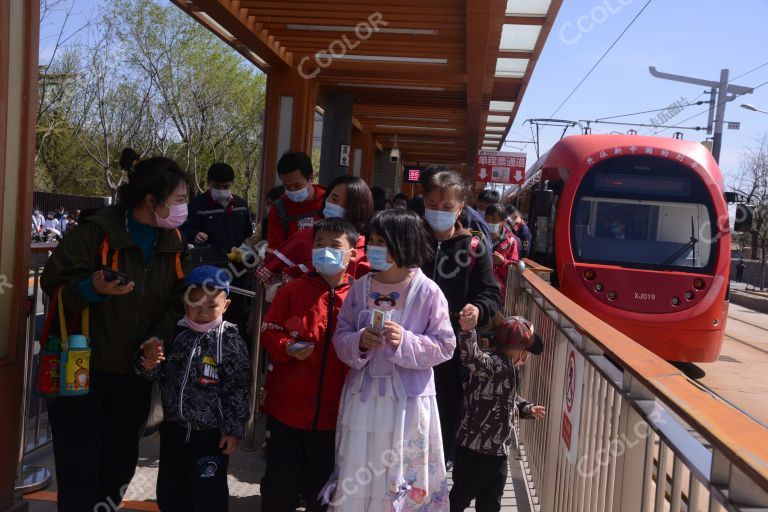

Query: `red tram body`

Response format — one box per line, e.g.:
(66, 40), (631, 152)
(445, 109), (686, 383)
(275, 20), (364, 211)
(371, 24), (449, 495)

(520, 135), (730, 362)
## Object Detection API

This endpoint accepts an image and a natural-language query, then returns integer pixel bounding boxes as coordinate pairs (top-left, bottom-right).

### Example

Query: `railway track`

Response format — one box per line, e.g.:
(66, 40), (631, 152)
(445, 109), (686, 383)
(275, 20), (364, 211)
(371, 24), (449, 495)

(724, 315), (768, 356)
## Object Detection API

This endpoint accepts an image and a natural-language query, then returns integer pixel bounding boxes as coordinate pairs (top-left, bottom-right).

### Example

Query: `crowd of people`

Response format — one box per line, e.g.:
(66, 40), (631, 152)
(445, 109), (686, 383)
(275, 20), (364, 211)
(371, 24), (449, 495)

(31, 206), (81, 240)
(40, 148), (544, 512)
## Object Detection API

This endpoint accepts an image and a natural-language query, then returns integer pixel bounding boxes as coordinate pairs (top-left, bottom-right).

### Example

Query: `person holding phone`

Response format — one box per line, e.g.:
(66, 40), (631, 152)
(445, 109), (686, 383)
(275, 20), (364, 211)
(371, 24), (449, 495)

(41, 150), (190, 512)
(323, 210), (456, 511)
(259, 217), (359, 511)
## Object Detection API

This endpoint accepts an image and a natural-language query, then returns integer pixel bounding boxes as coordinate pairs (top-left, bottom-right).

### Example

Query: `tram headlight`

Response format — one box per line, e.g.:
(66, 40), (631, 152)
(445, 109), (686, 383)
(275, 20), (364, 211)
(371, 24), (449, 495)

(583, 269), (596, 281)
(684, 290), (694, 300)
(693, 278), (705, 290)
(607, 291), (617, 300)
(594, 283), (603, 292)
(671, 296), (680, 306)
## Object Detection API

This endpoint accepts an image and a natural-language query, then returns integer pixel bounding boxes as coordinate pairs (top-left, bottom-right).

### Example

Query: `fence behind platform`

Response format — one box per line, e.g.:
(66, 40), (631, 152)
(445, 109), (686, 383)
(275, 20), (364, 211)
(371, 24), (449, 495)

(508, 261), (768, 512)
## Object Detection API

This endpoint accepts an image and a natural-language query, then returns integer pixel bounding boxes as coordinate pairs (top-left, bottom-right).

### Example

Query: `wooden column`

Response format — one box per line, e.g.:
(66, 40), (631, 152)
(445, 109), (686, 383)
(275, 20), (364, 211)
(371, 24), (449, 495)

(259, 66), (318, 208)
(351, 129), (375, 185)
(0, 0), (39, 510)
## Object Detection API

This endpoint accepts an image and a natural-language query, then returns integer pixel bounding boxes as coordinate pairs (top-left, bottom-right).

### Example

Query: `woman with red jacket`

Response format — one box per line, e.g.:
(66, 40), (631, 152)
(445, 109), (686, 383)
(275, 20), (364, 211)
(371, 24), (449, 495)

(485, 203), (519, 299)
(259, 217), (360, 511)
(256, 175), (374, 288)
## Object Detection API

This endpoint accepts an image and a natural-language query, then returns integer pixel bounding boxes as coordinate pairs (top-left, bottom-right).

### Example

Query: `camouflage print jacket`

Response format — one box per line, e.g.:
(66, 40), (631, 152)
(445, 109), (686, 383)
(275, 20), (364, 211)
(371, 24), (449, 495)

(455, 330), (532, 457)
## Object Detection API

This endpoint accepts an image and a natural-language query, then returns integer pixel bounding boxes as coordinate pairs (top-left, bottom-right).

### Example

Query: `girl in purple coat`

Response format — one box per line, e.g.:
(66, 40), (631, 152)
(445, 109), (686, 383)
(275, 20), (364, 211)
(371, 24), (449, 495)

(323, 210), (456, 511)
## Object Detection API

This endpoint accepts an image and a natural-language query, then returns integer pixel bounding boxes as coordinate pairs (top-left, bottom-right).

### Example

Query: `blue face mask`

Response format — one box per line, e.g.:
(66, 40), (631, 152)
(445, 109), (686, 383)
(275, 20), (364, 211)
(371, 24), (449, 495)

(366, 245), (393, 271)
(425, 208), (457, 233)
(312, 247), (348, 275)
(610, 223), (620, 234)
(323, 202), (346, 219)
(285, 184), (310, 203)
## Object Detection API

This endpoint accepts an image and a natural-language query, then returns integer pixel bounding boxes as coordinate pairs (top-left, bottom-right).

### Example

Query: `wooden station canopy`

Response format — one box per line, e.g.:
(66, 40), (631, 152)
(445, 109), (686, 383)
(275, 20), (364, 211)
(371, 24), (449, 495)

(172, 0), (562, 172)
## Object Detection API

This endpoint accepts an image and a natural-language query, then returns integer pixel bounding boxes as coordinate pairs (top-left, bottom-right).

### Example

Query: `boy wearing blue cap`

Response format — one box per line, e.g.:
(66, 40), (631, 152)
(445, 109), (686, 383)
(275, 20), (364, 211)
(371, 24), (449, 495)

(135, 264), (251, 512)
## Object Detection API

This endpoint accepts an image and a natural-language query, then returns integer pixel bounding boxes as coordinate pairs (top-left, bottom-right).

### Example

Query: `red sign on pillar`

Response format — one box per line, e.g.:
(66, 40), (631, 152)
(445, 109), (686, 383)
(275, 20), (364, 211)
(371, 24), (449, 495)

(474, 150), (526, 184)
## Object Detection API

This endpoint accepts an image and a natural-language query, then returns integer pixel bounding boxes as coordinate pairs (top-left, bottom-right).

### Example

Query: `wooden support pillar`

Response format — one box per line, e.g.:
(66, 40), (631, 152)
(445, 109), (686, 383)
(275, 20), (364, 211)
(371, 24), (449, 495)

(0, 0), (39, 510)
(351, 129), (375, 185)
(260, 66), (318, 208)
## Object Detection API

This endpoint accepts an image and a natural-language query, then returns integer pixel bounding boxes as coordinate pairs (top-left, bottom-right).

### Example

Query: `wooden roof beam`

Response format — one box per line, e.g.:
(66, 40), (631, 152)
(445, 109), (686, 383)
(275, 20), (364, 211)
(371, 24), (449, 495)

(179, 0), (292, 68)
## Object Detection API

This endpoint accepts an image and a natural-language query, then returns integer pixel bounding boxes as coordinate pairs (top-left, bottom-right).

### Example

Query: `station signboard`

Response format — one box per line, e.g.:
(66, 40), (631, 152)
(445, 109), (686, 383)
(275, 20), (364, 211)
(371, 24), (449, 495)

(474, 150), (526, 184)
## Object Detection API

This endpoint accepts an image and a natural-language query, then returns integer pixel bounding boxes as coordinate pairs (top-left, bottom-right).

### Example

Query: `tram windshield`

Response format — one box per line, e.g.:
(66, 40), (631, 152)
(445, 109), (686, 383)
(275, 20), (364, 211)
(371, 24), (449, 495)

(570, 157), (717, 273)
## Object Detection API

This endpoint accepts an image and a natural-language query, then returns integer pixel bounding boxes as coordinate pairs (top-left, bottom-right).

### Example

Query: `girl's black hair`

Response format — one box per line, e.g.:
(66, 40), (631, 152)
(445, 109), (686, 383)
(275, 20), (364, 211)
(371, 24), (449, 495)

(323, 175), (374, 231)
(116, 156), (190, 209)
(365, 209), (431, 268)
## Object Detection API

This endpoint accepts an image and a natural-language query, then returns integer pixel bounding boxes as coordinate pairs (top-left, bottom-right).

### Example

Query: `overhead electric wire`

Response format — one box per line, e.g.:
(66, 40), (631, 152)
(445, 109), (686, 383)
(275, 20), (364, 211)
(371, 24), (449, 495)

(594, 101), (707, 121)
(582, 119), (705, 130)
(549, 0), (654, 118)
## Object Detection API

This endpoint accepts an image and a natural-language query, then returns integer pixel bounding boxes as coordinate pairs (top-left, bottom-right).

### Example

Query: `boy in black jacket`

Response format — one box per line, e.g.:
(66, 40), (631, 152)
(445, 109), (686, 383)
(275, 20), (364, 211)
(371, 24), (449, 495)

(136, 265), (251, 512)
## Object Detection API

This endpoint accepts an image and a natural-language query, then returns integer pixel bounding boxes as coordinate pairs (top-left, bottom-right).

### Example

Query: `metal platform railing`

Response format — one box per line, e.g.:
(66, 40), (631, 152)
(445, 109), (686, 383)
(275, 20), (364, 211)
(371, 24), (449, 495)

(15, 244), (56, 493)
(507, 261), (768, 512)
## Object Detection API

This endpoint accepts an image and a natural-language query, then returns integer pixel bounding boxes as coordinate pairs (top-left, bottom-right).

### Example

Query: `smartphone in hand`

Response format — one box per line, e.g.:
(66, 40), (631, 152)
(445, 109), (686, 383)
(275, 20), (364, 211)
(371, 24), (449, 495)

(287, 341), (314, 352)
(101, 267), (129, 285)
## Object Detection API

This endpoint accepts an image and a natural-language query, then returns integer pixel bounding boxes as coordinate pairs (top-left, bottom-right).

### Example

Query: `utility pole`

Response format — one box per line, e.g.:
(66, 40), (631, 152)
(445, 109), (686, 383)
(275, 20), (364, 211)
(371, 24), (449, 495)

(648, 67), (753, 163)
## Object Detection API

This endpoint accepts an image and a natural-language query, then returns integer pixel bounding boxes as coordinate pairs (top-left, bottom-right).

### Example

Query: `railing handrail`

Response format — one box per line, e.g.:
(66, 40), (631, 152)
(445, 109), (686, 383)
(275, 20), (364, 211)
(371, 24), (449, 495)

(521, 257), (553, 274)
(520, 267), (768, 492)
(30, 242), (57, 252)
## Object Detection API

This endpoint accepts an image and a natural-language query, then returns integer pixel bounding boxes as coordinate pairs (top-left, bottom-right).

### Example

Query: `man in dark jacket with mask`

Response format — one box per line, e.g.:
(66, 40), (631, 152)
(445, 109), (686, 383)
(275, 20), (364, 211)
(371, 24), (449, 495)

(183, 163), (253, 253)
(183, 163), (253, 332)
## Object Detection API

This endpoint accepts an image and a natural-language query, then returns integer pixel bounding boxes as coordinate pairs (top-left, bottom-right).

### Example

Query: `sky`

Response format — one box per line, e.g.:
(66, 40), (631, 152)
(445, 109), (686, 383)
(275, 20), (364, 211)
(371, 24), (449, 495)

(511, 0), (768, 181)
(39, 0), (768, 183)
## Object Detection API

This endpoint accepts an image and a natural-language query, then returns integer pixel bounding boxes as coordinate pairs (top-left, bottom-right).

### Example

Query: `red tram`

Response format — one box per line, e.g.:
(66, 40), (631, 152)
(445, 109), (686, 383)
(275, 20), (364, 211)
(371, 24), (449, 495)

(516, 135), (733, 362)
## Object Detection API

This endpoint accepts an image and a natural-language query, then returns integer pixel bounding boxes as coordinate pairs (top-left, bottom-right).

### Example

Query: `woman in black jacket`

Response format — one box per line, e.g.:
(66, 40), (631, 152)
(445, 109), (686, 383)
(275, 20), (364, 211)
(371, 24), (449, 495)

(419, 168), (501, 465)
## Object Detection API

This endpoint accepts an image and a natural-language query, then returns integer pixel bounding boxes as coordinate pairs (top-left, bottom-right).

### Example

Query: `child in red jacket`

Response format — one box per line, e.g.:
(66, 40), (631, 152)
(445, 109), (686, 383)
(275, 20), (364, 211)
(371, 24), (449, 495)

(485, 204), (519, 299)
(259, 217), (359, 511)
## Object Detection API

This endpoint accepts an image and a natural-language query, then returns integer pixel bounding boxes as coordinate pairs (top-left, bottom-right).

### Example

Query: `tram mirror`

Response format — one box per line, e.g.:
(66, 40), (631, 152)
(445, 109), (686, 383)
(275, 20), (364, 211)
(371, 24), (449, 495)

(734, 203), (753, 233)
(533, 189), (554, 217)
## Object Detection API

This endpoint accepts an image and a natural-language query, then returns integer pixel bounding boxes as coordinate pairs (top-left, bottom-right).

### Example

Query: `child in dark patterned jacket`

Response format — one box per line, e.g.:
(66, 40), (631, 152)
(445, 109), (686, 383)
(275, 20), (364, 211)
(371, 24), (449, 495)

(449, 316), (546, 512)
(135, 265), (251, 512)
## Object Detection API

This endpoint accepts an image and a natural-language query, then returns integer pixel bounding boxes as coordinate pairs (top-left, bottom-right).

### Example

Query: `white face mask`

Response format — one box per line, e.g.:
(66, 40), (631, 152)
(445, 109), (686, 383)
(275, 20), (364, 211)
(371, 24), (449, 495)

(285, 184), (310, 203)
(323, 202), (346, 219)
(210, 188), (232, 202)
(487, 223), (502, 236)
(425, 208), (457, 233)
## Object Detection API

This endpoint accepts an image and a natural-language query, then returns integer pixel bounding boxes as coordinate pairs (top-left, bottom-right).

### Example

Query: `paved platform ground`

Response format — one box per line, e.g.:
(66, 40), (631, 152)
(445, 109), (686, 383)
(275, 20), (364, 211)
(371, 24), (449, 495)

(22, 417), (531, 511)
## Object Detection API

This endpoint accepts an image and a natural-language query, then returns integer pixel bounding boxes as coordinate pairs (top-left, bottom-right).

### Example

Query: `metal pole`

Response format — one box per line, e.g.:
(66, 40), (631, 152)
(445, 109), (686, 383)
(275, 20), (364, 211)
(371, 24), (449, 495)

(705, 88), (716, 135)
(15, 264), (52, 493)
(711, 68), (729, 164)
(243, 282), (266, 451)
